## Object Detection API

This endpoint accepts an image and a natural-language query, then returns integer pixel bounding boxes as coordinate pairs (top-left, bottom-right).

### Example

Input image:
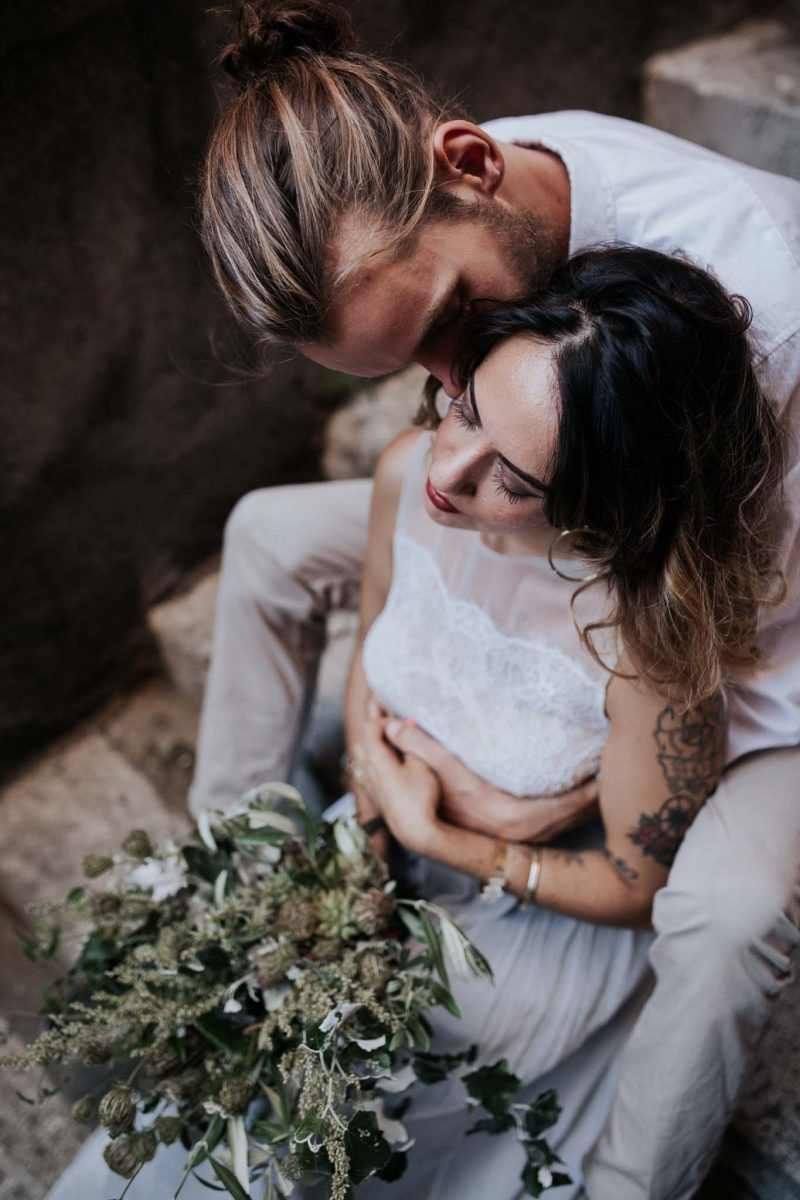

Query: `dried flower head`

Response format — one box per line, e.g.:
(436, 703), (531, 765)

(83, 854), (114, 879)
(275, 897), (318, 941)
(121, 829), (154, 860)
(71, 1094), (96, 1123)
(218, 1073), (255, 1115)
(98, 1086), (136, 1134)
(353, 889), (395, 936)
(155, 1115), (183, 1145)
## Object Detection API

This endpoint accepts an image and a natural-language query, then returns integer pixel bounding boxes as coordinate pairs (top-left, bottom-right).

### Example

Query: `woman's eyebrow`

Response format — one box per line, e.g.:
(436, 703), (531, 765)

(470, 376), (549, 494)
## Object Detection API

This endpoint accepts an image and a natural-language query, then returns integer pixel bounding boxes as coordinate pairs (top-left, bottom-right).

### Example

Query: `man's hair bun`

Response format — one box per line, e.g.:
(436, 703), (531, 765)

(221, 1), (356, 86)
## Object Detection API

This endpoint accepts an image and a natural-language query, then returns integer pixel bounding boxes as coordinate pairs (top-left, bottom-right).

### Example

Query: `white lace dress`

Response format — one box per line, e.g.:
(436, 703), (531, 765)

(48, 432), (653, 1200)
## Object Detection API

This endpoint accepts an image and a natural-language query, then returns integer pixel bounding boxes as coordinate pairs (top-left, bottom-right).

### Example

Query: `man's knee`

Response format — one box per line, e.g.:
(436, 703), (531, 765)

(224, 486), (315, 580)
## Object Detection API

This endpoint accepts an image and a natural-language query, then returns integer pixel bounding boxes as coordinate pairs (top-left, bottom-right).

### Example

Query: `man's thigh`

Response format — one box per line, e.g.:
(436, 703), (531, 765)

(657, 744), (800, 949)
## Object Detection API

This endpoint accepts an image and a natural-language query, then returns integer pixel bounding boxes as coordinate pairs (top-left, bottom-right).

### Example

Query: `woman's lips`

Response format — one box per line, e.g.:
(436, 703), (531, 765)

(426, 479), (461, 514)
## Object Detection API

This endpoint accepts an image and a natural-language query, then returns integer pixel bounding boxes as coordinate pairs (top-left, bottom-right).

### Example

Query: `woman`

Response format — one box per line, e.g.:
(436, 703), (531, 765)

(332, 244), (784, 1197)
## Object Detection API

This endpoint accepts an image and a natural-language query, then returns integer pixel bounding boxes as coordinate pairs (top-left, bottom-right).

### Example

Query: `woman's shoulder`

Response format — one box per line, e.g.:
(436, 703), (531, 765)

(373, 426), (426, 495)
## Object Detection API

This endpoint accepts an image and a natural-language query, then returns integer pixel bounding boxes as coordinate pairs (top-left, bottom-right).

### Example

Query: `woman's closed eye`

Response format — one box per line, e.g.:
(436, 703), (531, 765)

(493, 462), (543, 504)
(452, 396), (479, 431)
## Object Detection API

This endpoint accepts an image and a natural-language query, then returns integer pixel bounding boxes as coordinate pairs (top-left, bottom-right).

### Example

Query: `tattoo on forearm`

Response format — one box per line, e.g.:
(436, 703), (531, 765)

(603, 847), (639, 882)
(627, 697), (725, 868)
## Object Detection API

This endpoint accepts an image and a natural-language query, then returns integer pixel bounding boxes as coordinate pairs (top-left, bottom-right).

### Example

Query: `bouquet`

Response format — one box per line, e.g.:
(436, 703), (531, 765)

(2, 784), (569, 1198)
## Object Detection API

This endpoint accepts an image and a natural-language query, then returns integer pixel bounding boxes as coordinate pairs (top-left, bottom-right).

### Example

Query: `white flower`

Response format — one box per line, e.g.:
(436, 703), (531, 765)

(361, 1098), (415, 1150)
(319, 1002), (361, 1033)
(353, 1034), (386, 1052)
(263, 983), (291, 1012)
(214, 870), (227, 909)
(333, 817), (365, 861)
(538, 1166), (553, 1188)
(196, 810), (218, 851)
(125, 852), (186, 902)
(223, 997), (243, 1014)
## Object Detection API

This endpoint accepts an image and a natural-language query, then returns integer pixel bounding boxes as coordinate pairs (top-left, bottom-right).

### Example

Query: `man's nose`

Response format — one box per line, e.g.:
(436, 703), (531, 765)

(416, 341), (461, 398)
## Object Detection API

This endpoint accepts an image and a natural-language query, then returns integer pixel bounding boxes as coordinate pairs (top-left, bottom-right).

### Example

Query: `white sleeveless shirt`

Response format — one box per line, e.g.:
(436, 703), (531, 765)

(362, 432), (614, 797)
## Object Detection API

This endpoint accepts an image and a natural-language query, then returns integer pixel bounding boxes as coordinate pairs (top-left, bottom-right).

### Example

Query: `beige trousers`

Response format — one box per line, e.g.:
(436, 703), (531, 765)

(189, 479), (800, 1200)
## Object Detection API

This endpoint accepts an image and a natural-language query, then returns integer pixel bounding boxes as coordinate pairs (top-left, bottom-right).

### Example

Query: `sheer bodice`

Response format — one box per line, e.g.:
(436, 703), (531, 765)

(362, 432), (616, 796)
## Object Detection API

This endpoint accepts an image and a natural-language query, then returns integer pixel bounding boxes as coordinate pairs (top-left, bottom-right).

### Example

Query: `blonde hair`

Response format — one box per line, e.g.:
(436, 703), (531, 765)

(201, 1), (462, 350)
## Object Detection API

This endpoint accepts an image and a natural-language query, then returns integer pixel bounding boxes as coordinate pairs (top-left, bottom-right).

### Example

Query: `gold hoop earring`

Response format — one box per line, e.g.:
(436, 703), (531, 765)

(547, 528), (602, 584)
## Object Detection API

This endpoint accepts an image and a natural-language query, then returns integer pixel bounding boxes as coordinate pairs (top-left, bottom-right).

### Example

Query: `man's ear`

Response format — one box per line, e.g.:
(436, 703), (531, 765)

(432, 121), (505, 198)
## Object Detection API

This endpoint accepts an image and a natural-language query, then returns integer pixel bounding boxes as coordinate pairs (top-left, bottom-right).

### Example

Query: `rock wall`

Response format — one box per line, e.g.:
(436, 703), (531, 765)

(1, 0), (785, 767)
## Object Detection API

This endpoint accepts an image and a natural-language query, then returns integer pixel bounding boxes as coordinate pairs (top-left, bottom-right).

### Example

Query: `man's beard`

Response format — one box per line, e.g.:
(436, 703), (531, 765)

(478, 201), (563, 298)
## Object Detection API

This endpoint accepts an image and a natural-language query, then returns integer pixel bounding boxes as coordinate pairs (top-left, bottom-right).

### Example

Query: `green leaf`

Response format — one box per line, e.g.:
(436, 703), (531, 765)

(76, 933), (117, 974)
(295, 1140), (332, 1176)
(209, 1156), (251, 1200)
(344, 1111), (392, 1184)
(376, 1149), (409, 1181)
(463, 1060), (521, 1119)
(521, 1089), (562, 1138)
(466, 1112), (516, 1137)
(195, 1015), (249, 1056)
(429, 980), (462, 1019)
(186, 1115), (226, 1169)
(418, 909), (449, 987)
(406, 1017), (430, 1051)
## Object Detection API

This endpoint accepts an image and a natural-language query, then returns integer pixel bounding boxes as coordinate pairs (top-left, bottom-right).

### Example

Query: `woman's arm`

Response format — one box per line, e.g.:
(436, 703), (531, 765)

(343, 428), (424, 830)
(363, 668), (726, 929)
(382, 720), (599, 842)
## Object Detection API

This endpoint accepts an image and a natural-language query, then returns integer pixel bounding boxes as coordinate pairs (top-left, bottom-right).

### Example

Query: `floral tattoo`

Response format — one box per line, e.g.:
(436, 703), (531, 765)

(626, 697), (726, 868)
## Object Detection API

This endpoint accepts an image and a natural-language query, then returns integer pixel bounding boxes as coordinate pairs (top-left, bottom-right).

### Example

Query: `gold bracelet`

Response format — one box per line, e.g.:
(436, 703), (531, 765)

(524, 847), (542, 907)
(480, 839), (509, 904)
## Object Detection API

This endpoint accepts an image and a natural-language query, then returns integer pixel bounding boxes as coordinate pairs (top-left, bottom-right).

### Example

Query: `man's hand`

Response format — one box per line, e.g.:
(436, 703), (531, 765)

(383, 719), (598, 843)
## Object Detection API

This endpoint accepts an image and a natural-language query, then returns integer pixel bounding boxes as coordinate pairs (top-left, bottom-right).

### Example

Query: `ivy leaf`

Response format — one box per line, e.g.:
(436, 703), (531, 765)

(521, 1089), (562, 1138)
(463, 1060), (521, 1119)
(466, 1112), (515, 1137)
(376, 1149), (409, 1181)
(295, 1140), (332, 1176)
(209, 1156), (251, 1200)
(343, 1110), (392, 1184)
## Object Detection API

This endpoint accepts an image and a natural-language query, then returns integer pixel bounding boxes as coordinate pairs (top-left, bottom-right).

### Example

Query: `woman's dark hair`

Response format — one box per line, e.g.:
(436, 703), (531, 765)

(436, 245), (786, 703)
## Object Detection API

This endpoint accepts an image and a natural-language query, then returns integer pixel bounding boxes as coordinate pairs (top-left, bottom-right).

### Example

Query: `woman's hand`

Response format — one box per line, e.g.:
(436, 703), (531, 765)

(383, 719), (599, 843)
(354, 711), (443, 855)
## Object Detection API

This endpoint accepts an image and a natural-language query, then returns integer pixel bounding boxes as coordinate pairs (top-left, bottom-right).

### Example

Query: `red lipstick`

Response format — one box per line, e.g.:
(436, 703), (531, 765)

(426, 479), (461, 514)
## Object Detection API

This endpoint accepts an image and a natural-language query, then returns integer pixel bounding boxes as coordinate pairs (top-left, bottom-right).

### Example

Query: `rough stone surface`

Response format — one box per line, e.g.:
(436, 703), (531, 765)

(644, 20), (800, 180)
(734, 970), (800, 1184)
(149, 568), (220, 710)
(0, 1028), (85, 1200)
(91, 679), (199, 813)
(0, 733), (189, 921)
(323, 366), (429, 481)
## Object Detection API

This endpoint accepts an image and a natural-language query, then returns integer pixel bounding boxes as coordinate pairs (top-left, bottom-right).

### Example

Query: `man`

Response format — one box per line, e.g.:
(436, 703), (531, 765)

(195, 9), (800, 1195)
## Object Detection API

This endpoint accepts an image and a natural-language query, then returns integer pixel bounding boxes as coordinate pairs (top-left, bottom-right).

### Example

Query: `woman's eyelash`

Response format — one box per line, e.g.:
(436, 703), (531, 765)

(493, 462), (538, 505)
(451, 397), (479, 430)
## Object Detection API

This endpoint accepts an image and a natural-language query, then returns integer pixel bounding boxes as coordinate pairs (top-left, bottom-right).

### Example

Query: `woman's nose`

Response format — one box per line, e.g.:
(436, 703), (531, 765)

(431, 435), (485, 496)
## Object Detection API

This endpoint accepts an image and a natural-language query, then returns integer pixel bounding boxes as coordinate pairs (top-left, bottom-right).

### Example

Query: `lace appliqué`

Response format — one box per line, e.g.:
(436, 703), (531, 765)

(363, 533), (609, 798)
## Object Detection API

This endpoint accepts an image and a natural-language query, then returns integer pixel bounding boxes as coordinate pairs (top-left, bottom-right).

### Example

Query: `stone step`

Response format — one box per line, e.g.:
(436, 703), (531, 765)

(644, 19), (800, 180)
(0, 721), (190, 940)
